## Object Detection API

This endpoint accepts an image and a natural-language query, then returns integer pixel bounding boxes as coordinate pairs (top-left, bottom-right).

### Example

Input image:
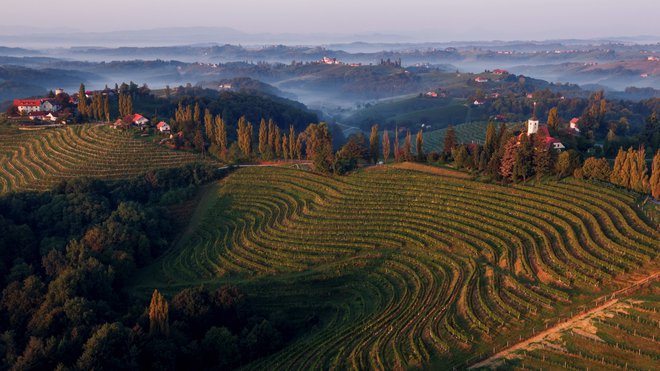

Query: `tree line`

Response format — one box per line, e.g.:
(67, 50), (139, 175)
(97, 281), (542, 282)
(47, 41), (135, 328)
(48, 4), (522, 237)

(0, 165), (312, 370)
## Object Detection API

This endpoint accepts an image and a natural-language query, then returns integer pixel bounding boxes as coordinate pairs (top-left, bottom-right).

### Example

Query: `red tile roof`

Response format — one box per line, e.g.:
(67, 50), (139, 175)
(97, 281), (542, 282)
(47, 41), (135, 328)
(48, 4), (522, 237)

(14, 99), (41, 107)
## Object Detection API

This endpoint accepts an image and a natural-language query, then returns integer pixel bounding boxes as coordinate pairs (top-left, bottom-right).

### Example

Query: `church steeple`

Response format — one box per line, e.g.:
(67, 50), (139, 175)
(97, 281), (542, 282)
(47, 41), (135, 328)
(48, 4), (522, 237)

(527, 102), (539, 135)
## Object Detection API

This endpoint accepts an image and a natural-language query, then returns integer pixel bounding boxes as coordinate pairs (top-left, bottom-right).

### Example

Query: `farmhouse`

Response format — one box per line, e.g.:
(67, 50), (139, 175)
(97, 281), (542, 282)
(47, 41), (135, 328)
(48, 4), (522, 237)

(569, 117), (580, 132)
(474, 76), (489, 83)
(13, 98), (62, 114)
(132, 114), (150, 127)
(156, 121), (171, 133)
(473, 99), (485, 105)
(493, 69), (508, 75)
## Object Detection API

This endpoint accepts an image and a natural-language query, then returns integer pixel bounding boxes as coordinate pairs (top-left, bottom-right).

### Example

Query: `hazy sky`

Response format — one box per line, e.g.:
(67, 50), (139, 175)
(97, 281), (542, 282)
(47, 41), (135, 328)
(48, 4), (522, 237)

(4, 0), (659, 41)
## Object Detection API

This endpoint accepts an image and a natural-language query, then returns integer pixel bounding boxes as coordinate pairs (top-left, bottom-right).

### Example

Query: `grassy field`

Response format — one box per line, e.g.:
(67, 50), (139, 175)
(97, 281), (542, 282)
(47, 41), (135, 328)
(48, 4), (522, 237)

(134, 165), (659, 370)
(0, 124), (211, 193)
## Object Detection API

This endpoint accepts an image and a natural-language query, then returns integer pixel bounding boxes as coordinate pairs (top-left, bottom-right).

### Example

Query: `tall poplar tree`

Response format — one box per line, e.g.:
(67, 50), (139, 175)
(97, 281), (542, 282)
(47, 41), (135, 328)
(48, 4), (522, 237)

(289, 125), (296, 160)
(149, 289), (169, 337)
(610, 147), (626, 186)
(443, 125), (457, 157)
(369, 124), (379, 164)
(394, 127), (400, 162)
(650, 150), (660, 199)
(215, 115), (227, 160)
(258, 119), (268, 159)
(237, 116), (253, 157)
(415, 129), (424, 162)
(78, 83), (87, 117)
(403, 130), (413, 161)
(103, 95), (110, 122)
(484, 121), (497, 159)
(204, 109), (214, 142)
(382, 130), (391, 163)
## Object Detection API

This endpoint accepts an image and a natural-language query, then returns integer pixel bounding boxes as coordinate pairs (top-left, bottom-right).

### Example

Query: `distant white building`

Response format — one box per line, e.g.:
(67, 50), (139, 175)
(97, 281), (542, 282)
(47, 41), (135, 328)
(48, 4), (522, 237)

(156, 121), (171, 133)
(13, 99), (61, 114)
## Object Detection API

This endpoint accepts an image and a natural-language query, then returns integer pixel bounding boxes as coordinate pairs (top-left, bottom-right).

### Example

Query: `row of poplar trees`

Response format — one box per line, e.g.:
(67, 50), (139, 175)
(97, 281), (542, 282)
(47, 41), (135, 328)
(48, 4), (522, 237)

(611, 147), (660, 197)
(77, 83), (111, 122)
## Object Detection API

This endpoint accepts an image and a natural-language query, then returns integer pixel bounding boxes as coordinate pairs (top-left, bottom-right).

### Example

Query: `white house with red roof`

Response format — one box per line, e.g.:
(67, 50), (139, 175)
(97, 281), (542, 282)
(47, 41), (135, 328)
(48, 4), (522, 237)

(474, 76), (489, 83)
(131, 114), (149, 127)
(493, 69), (509, 75)
(156, 121), (171, 133)
(569, 117), (580, 132)
(14, 98), (61, 114)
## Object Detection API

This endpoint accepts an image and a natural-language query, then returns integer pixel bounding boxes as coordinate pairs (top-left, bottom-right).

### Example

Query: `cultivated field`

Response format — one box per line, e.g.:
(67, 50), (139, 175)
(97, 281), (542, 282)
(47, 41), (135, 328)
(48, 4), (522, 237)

(137, 166), (660, 369)
(477, 282), (660, 370)
(0, 124), (209, 193)
(423, 121), (525, 153)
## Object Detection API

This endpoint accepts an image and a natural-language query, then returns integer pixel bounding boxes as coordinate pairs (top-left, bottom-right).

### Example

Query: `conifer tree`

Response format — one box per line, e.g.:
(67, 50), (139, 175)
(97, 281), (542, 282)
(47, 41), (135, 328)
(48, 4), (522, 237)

(258, 118), (268, 159)
(149, 289), (169, 337)
(382, 130), (391, 163)
(369, 124), (379, 164)
(415, 129), (424, 162)
(651, 150), (660, 199)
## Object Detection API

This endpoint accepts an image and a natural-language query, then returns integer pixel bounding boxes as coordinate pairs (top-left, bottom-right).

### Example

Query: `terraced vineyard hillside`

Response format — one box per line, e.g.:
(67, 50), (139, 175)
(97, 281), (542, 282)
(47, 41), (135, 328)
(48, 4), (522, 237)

(0, 125), (210, 193)
(481, 282), (660, 370)
(424, 121), (525, 153)
(136, 166), (659, 370)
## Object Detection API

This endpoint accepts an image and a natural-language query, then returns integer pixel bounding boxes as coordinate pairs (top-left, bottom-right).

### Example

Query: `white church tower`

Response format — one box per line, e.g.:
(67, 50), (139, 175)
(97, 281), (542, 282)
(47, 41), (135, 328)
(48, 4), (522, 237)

(527, 102), (539, 135)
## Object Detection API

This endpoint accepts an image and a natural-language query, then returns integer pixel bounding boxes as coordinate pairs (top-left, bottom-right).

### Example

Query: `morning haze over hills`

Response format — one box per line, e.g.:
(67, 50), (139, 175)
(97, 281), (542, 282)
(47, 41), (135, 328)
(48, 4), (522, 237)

(0, 0), (659, 370)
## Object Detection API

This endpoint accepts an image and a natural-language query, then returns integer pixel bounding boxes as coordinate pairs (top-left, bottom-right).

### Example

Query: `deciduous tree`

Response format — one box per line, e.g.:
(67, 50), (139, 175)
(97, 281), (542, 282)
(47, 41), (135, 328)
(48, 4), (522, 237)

(369, 124), (379, 164)
(149, 289), (169, 337)
(382, 130), (390, 163)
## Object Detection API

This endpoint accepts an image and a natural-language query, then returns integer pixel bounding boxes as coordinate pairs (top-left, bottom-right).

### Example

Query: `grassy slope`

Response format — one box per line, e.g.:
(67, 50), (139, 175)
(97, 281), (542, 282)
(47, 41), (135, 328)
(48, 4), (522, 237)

(133, 166), (659, 370)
